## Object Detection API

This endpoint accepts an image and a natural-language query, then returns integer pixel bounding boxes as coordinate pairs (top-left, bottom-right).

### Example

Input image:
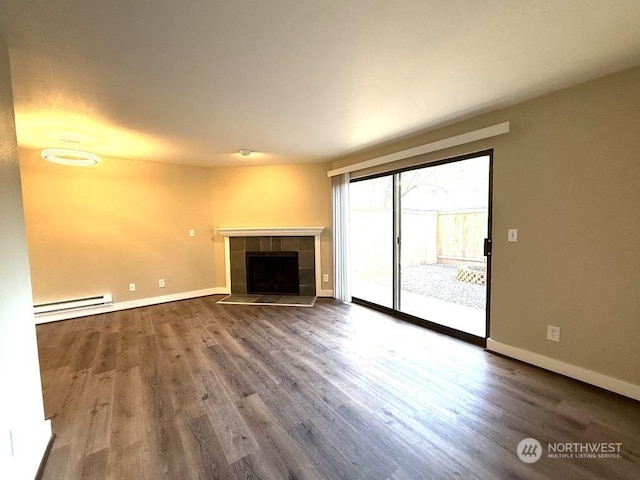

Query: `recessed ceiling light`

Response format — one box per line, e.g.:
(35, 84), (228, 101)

(40, 148), (100, 167)
(238, 149), (252, 157)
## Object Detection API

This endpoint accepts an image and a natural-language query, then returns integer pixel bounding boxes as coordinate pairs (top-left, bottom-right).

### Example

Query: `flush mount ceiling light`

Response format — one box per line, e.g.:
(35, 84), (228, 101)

(40, 148), (100, 166)
(238, 149), (252, 157)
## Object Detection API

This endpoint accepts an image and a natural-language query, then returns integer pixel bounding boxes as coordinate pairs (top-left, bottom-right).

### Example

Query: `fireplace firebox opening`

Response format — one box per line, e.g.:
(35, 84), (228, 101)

(246, 251), (300, 295)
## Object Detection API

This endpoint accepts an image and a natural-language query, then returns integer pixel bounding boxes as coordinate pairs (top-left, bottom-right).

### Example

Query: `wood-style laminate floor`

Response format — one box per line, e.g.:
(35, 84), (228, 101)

(36, 297), (640, 479)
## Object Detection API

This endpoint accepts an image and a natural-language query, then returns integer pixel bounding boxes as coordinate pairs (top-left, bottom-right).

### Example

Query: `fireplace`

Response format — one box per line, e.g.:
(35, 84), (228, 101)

(246, 251), (300, 295)
(226, 234), (317, 296)
(216, 227), (325, 297)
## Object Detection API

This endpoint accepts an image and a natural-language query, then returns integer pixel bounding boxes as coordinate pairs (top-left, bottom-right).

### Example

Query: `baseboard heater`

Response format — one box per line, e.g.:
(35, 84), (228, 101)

(34, 293), (113, 316)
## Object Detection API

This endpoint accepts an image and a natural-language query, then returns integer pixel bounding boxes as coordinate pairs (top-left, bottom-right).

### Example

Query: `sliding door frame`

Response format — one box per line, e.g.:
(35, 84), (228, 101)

(350, 149), (494, 347)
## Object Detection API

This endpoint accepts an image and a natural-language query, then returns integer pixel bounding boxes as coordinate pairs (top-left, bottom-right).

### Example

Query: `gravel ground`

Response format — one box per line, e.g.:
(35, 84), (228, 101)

(401, 264), (486, 309)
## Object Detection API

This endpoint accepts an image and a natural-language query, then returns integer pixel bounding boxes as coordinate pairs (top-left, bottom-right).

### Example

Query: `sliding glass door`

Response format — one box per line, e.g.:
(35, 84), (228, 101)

(398, 157), (490, 337)
(349, 152), (492, 339)
(350, 175), (394, 308)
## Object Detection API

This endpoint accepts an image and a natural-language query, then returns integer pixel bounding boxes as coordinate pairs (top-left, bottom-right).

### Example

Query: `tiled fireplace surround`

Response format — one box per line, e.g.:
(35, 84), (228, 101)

(229, 236), (316, 296)
(217, 227), (325, 297)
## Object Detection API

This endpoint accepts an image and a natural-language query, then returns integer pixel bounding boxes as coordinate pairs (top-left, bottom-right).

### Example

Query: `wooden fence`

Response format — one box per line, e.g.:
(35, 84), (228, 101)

(350, 208), (487, 273)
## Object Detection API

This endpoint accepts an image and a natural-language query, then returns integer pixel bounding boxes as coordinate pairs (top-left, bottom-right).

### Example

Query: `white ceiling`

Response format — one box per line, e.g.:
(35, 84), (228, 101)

(1, 1), (639, 167)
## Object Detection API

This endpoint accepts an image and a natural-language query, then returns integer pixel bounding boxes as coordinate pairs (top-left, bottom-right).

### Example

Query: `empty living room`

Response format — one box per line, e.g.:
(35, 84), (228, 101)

(1, 2), (639, 479)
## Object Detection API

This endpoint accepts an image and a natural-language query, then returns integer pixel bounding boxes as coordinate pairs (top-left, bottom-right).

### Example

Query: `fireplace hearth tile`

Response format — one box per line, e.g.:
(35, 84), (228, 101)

(231, 283), (247, 294)
(299, 286), (315, 297)
(259, 236), (271, 251)
(230, 237), (245, 251)
(281, 237), (299, 251)
(298, 251), (314, 269)
(299, 236), (314, 251)
(245, 237), (260, 251)
(230, 252), (245, 270)
(299, 268), (315, 286)
(217, 294), (316, 307)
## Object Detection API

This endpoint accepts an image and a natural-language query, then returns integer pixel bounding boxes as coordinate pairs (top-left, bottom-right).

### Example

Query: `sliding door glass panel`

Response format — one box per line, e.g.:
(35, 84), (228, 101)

(399, 156), (489, 336)
(350, 176), (393, 308)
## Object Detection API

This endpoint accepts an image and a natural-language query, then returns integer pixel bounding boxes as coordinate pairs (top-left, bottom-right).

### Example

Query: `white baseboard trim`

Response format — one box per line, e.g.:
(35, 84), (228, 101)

(35, 288), (226, 324)
(211, 287), (231, 295)
(486, 338), (640, 402)
(1, 419), (51, 480)
(34, 286), (333, 324)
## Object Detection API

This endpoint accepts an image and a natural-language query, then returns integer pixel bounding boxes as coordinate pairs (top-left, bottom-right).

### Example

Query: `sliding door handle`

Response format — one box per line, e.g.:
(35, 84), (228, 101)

(483, 238), (492, 256)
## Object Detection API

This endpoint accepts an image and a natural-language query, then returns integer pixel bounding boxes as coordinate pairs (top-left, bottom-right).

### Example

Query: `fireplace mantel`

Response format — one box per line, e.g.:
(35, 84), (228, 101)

(216, 226), (328, 297)
(216, 226), (325, 237)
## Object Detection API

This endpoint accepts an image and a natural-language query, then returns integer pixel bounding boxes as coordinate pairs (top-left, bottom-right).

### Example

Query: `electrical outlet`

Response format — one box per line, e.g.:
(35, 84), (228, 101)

(323, 274), (329, 283)
(547, 325), (560, 342)
(159, 279), (165, 288)
(189, 229), (195, 237)
(129, 283), (136, 292)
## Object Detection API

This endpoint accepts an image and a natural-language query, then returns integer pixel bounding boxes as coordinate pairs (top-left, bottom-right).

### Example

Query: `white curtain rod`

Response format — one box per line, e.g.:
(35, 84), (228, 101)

(327, 121), (510, 177)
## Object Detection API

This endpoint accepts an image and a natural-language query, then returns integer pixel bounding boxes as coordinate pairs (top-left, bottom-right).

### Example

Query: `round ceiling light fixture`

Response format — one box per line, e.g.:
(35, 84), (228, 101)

(238, 149), (252, 157)
(40, 148), (100, 166)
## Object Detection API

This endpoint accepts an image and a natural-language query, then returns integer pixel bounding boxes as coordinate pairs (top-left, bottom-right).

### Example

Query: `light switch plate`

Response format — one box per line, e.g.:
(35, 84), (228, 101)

(508, 229), (518, 242)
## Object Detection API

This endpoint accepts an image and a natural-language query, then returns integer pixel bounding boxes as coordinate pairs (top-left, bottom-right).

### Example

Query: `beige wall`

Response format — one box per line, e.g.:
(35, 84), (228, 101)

(0, 34), (49, 478)
(333, 66), (640, 386)
(19, 154), (334, 304)
(210, 162), (333, 290)
(20, 150), (216, 303)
